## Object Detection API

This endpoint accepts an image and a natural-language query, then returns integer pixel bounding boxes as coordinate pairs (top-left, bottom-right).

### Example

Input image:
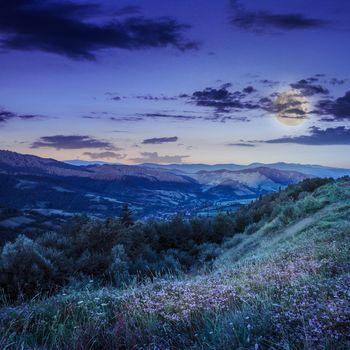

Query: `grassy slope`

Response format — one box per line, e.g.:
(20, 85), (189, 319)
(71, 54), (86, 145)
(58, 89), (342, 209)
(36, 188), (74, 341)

(1, 178), (350, 349)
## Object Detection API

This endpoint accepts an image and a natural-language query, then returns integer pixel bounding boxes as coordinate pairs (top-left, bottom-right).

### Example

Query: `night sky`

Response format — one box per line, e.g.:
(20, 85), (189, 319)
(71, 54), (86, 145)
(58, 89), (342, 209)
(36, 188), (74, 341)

(1, 0), (350, 167)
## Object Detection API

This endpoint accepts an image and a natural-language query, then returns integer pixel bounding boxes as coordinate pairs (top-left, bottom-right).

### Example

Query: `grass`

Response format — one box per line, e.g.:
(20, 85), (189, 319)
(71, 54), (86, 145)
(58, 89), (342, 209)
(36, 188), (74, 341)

(0, 178), (350, 349)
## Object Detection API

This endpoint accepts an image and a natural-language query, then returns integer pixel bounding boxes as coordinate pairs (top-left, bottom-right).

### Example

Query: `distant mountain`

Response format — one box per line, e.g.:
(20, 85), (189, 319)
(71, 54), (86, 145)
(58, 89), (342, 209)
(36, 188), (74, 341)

(142, 162), (350, 178)
(0, 150), (327, 222)
(192, 167), (311, 196)
(141, 163), (244, 173)
(0, 150), (194, 184)
(64, 160), (114, 166)
(247, 162), (350, 178)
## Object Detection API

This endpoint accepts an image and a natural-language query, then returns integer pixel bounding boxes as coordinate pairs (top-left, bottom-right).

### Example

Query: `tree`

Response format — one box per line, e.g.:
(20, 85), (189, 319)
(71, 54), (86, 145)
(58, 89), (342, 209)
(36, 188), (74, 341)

(120, 203), (134, 227)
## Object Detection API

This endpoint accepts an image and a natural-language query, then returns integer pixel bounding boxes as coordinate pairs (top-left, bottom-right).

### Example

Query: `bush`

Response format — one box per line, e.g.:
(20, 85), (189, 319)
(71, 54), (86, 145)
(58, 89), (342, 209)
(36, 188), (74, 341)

(0, 235), (57, 298)
(109, 244), (130, 287)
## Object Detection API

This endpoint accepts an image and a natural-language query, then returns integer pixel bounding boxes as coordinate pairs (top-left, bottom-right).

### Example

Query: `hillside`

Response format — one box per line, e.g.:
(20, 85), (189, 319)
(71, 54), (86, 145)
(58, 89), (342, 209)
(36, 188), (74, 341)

(0, 177), (349, 349)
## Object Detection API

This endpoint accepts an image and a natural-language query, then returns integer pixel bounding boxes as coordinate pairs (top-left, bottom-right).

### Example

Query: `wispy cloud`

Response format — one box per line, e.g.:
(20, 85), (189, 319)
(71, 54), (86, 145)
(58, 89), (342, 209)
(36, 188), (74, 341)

(0, 107), (43, 124)
(228, 142), (256, 147)
(83, 151), (126, 160)
(230, 0), (328, 33)
(142, 136), (178, 144)
(263, 127), (350, 145)
(130, 152), (189, 164)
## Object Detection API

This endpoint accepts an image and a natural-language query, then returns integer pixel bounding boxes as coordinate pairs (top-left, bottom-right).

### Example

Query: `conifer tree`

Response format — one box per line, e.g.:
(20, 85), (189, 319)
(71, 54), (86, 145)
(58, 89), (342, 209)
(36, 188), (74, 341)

(120, 203), (134, 227)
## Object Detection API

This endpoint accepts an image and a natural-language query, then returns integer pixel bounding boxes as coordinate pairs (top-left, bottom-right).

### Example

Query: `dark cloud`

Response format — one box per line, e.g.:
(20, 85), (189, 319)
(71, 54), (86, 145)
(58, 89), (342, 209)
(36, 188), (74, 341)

(31, 135), (117, 150)
(142, 136), (178, 144)
(138, 113), (198, 121)
(231, 1), (328, 33)
(111, 96), (122, 101)
(135, 94), (178, 101)
(189, 85), (259, 113)
(0, 1), (198, 60)
(290, 79), (329, 96)
(83, 151), (126, 160)
(130, 152), (189, 164)
(263, 127), (350, 145)
(228, 142), (256, 147)
(109, 116), (144, 122)
(242, 86), (256, 94)
(315, 91), (350, 121)
(259, 79), (280, 87)
(0, 107), (42, 124)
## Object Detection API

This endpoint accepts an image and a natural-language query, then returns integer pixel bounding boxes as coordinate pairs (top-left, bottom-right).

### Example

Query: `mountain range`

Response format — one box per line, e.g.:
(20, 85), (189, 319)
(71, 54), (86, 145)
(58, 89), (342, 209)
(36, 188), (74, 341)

(0, 150), (349, 234)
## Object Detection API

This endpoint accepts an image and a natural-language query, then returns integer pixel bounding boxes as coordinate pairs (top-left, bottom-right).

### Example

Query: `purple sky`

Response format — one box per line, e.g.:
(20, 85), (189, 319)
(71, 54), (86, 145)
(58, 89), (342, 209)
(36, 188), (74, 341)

(0, 0), (350, 167)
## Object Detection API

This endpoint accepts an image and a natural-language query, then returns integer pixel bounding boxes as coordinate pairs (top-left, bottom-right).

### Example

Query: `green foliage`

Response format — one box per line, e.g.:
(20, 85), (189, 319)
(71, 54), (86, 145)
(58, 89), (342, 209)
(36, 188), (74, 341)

(0, 177), (336, 301)
(0, 235), (57, 298)
(120, 203), (134, 227)
(109, 244), (130, 287)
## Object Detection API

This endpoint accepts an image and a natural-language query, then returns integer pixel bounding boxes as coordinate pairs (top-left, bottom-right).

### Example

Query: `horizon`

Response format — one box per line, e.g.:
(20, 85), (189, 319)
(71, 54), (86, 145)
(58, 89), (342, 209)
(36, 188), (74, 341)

(2, 148), (350, 170)
(1, 1), (350, 167)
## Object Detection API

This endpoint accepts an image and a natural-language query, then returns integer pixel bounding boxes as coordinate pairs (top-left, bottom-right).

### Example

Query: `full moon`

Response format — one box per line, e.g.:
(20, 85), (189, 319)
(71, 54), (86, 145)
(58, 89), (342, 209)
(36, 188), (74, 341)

(274, 89), (309, 126)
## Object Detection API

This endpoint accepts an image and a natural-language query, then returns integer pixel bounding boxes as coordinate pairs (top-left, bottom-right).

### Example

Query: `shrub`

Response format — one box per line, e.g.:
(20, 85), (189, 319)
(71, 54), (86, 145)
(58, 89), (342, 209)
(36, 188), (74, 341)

(0, 235), (57, 298)
(109, 244), (130, 287)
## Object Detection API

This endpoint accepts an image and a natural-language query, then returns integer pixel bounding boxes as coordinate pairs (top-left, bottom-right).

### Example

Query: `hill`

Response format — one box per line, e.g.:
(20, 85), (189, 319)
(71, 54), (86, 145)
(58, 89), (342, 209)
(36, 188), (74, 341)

(0, 177), (349, 349)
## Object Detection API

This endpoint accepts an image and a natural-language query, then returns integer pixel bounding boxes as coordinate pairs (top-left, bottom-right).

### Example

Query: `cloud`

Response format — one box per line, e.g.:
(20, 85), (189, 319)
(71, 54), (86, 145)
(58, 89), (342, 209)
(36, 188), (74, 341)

(228, 142), (256, 147)
(31, 135), (117, 150)
(142, 136), (178, 144)
(242, 86), (256, 94)
(0, 1), (198, 60)
(263, 127), (350, 145)
(138, 113), (199, 121)
(290, 79), (329, 96)
(259, 79), (280, 87)
(0, 107), (42, 124)
(189, 85), (259, 113)
(230, 1), (327, 33)
(135, 95), (178, 101)
(83, 151), (126, 160)
(130, 152), (189, 164)
(315, 91), (350, 121)
(109, 116), (144, 122)
(330, 78), (345, 86)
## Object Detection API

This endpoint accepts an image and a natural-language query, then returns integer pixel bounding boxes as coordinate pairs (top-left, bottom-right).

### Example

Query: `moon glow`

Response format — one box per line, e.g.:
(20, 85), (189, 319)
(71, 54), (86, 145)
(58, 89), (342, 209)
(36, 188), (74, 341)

(274, 89), (309, 126)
